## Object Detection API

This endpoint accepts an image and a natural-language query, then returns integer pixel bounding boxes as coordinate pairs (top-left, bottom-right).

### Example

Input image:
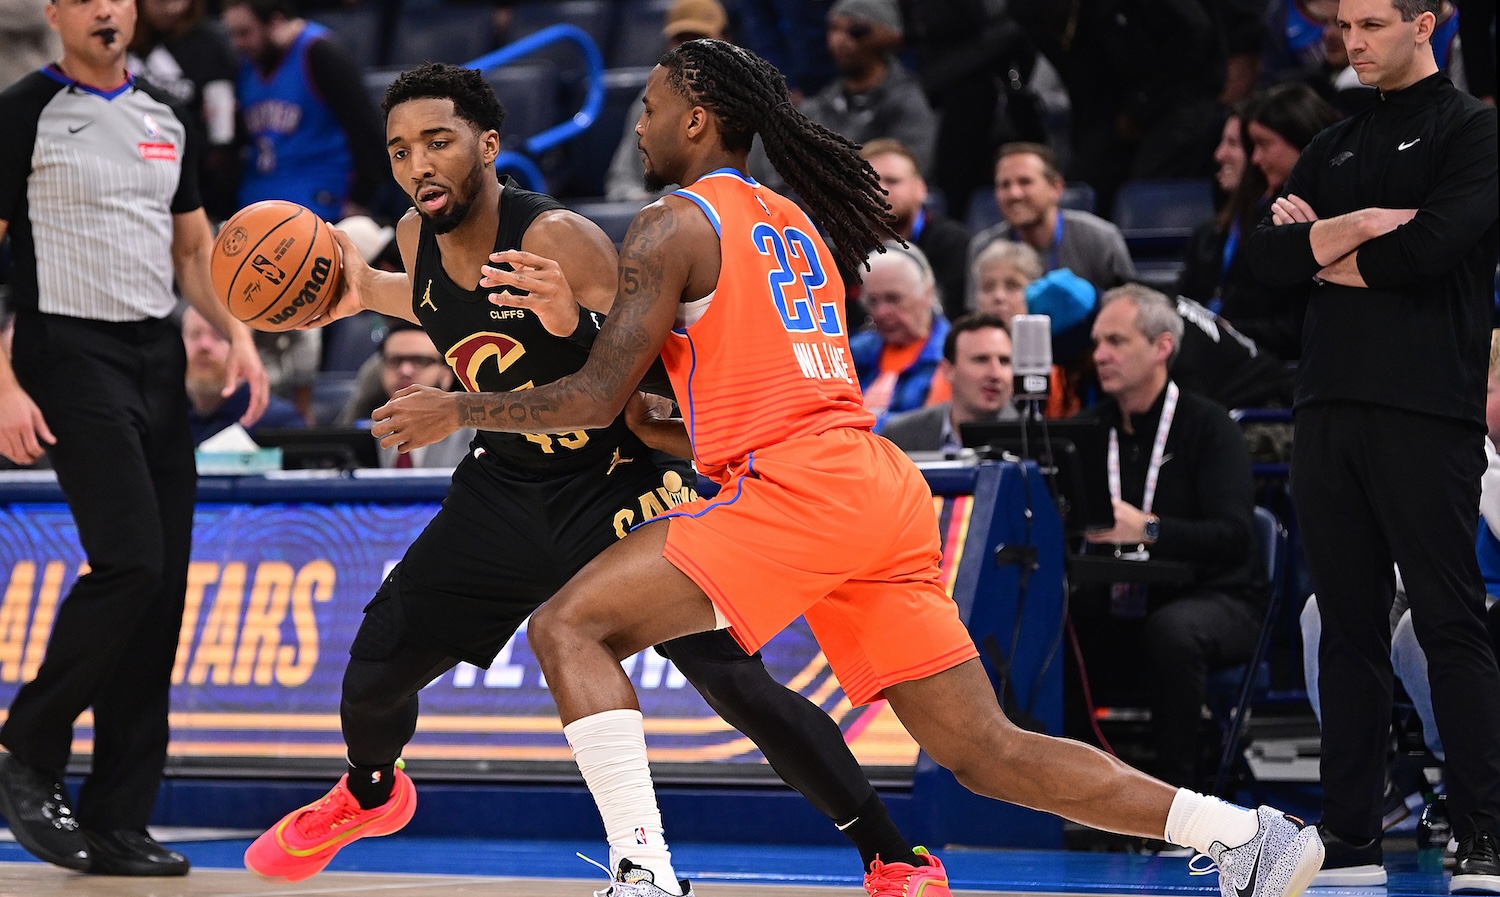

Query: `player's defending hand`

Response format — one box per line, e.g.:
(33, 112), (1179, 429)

(0, 383), (57, 465)
(481, 249), (581, 338)
(371, 383), (459, 454)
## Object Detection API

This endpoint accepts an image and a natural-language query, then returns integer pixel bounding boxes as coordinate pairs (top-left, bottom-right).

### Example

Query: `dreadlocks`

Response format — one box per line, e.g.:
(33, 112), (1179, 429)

(659, 39), (898, 281)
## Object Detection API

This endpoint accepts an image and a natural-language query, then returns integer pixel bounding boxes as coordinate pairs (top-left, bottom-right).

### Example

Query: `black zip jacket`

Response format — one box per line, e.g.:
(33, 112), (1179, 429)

(1243, 73), (1498, 426)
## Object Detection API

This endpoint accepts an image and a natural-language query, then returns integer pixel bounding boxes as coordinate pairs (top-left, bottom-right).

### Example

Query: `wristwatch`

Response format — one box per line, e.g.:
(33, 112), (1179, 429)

(1142, 515), (1160, 545)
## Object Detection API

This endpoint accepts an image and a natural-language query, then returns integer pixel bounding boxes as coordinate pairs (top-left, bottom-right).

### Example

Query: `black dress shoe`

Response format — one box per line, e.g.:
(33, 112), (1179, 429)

(82, 828), (189, 876)
(0, 754), (90, 870)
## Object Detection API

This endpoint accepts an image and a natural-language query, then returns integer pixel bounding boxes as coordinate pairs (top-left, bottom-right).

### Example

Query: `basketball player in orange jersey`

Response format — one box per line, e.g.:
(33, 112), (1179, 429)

(371, 40), (1328, 897)
(242, 63), (934, 895)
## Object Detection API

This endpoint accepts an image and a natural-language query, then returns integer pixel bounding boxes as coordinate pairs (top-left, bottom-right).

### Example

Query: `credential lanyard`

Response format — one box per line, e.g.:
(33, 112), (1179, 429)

(1010, 213), (1065, 271)
(1108, 382), (1179, 515)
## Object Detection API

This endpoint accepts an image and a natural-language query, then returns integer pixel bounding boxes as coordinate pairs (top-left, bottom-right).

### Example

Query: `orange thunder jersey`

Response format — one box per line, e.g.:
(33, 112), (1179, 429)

(661, 170), (874, 479)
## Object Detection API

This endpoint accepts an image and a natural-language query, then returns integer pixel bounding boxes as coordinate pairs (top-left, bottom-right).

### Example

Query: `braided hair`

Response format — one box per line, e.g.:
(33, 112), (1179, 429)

(659, 39), (898, 281)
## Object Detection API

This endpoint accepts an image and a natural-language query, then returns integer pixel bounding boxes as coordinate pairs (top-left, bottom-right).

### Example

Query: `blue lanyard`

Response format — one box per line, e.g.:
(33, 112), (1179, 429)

(1220, 218), (1240, 283)
(911, 206), (927, 242)
(1011, 213), (1064, 271)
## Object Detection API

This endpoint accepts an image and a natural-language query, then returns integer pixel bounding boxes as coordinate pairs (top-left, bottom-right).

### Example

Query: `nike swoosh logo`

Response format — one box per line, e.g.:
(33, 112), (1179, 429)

(1398, 138), (1421, 151)
(1236, 837), (1265, 897)
(835, 816), (860, 831)
(68, 122), (93, 134)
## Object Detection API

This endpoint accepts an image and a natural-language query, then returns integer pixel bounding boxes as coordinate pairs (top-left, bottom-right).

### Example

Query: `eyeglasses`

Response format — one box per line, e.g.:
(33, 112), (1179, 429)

(829, 21), (873, 39)
(382, 354), (445, 371)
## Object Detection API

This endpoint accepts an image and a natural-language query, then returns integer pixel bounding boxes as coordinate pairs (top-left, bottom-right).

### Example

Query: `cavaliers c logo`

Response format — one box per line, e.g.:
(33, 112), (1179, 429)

(445, 332), (525, 393)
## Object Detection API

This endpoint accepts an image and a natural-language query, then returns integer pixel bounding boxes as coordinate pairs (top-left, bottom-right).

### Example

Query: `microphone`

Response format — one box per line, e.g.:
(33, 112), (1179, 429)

(1011, 314), (1052, 401)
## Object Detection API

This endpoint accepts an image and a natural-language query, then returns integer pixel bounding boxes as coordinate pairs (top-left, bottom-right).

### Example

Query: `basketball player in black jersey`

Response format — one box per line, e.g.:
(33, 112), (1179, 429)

(243, 63), (923, 894)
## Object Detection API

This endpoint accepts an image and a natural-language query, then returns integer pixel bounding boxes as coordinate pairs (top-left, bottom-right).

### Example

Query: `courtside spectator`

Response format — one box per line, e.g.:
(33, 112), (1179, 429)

(851, 241), (950, 425)
(183, 306), (303, 445)
(882, 313), (1018, 454)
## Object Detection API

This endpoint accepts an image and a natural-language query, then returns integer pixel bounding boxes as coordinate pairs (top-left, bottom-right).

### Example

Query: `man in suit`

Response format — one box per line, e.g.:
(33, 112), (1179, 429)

(881, 313), (1018, 453)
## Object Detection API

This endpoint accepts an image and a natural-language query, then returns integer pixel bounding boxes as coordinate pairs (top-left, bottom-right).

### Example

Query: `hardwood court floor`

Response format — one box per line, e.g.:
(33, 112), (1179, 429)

(0, 865), (1009, 897)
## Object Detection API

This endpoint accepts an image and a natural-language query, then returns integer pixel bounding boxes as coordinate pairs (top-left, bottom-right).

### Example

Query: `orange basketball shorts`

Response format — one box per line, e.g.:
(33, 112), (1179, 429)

(658, 427), (978, 705)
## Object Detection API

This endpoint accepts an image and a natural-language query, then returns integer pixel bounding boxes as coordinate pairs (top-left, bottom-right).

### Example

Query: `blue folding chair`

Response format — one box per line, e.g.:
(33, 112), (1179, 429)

(1209, 505), (1289, 798)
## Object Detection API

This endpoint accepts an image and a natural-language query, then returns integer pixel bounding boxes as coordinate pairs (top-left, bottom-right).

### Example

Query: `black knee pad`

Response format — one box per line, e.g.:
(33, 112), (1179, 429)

(655, 628), (761, 666)
(350, 570), (408, 661)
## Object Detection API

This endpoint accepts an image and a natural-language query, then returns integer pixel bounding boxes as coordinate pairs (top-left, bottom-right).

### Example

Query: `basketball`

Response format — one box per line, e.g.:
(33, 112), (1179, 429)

(211, 200), (342, 332)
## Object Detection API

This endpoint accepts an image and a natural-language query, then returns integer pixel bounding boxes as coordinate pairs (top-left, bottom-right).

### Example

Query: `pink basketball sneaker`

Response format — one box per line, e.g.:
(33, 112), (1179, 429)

(864, 846), (953, 896)
(244, 767), (416, 881)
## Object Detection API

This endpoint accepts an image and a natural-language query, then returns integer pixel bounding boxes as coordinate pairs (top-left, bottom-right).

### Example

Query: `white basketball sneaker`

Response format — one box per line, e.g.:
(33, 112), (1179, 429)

(584, 855), (695, 897)
(1201, 806), (1325, 897)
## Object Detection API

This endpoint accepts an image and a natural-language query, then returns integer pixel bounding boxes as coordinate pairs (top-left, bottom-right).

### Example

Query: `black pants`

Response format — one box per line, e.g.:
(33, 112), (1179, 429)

(1294, 402), (1500, 842)
(0, 312), (196, 830)
(341, 630), (874, 824)
(1069, 589), (1260, 788)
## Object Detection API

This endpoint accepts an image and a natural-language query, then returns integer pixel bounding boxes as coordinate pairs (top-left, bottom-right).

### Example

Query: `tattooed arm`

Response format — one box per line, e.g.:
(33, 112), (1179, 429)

(371, 195), (719, 451)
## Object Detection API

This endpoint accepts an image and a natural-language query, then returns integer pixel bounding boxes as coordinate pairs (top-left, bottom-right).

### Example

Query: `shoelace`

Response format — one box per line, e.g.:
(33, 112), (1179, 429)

(578, 852), (620, 897)
(1187, 853), (1219, 877)
(293, 789), (362, 839)
(863, 857), (920, 897)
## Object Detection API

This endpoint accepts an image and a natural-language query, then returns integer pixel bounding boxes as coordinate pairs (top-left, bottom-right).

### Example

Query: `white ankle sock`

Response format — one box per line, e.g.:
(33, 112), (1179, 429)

(564, 709), (681, 894)
(1164, 788), (1260, 852)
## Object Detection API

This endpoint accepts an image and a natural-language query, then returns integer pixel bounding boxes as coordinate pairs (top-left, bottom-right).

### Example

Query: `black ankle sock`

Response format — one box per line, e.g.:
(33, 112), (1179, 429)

(345, 761), (396, 810)
(835, 792), (919, 870)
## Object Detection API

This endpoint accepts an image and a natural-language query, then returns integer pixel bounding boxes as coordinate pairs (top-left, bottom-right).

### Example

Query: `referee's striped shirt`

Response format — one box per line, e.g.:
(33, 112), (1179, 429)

(0, 65), (202, 322)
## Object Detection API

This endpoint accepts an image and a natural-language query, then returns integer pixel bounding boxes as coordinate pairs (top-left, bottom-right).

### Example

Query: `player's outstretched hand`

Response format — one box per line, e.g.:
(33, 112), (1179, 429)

(371, 383), (459, 454)
(0, 384), (57, 465)
(300, 227), (367, 328)
(482, 249), (581, 338)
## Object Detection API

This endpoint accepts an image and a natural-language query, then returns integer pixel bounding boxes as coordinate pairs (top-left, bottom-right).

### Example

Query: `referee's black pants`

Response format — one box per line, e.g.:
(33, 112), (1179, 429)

(1293, 401), (1500, 843)
(0, 312), (196, 831)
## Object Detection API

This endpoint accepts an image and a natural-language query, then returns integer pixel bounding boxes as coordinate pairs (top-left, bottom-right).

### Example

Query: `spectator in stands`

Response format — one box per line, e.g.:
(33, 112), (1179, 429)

(0, 0), (59, 91)
(605, 0), (729, 203)
(0, 301), (46, 471)
(221, 0), (385, 222)
(1071, 284), (1265, 792)
(1179, 87), (1341, 362)
(1009, 0), (1224, 217)
(969, 143), (1136, 302)
(183, 306), (304, 445)
(129, 0), (239, 219)
(881, 313), (1018, 454)
(851, 241), (950, 425)
(860, 138), (971, 321)
(970, 239), (1096, 417)
(799, 0), (937, 177)
(337, 320), (473, 469)
(900, 0), (1053, 221)
(733, 0), (836, 101)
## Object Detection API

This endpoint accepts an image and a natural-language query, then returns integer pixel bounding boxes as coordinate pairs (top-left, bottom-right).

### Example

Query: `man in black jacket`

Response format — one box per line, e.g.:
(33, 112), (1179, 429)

(1243, 0), (1500, 890)
(1072, 285), (1265, 791)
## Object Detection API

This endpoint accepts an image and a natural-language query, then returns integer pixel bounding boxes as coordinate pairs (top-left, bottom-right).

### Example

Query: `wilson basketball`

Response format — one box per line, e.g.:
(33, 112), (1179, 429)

(211, 200), (342, 332)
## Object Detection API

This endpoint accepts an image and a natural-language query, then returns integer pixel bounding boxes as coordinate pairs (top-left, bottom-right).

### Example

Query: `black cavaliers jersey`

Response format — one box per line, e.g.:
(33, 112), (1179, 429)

(410, 177), (645, 472)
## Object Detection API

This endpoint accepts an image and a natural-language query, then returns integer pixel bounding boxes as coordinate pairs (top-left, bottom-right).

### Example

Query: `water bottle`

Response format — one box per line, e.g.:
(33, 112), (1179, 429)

(1416, 793), (1451, 873)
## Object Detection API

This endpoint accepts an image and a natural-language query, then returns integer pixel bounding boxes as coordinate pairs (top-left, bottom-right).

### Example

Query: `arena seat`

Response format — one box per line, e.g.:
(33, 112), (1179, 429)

(311, 7), (384, 70)
(321, 310), (386, 374)
(388, 5), (497, 67)
(560, 66), (653, 198)
(608, 0), (675, 69)
(362, 68), (402, 110)
(504, 0), (614, 74)
(567, 198), (650, 244)
(485, 62), (562, 148)
(1111, 178), (1214, 257)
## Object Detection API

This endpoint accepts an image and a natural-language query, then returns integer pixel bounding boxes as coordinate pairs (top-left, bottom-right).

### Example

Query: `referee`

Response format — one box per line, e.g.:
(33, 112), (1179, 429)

(0, 0), (268, 877)
(1245, 0), (1500, 890)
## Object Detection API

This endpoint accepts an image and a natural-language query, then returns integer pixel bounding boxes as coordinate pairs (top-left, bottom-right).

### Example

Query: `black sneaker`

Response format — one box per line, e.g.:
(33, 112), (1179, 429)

(0, 754), (90, 870)
(1451, 829), (1500, 894)
(1310, 826), (1386, 887)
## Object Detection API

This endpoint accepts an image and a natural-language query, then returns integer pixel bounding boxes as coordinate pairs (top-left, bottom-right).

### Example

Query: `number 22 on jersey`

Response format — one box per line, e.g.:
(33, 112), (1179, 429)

(751, 222), (842, 337)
